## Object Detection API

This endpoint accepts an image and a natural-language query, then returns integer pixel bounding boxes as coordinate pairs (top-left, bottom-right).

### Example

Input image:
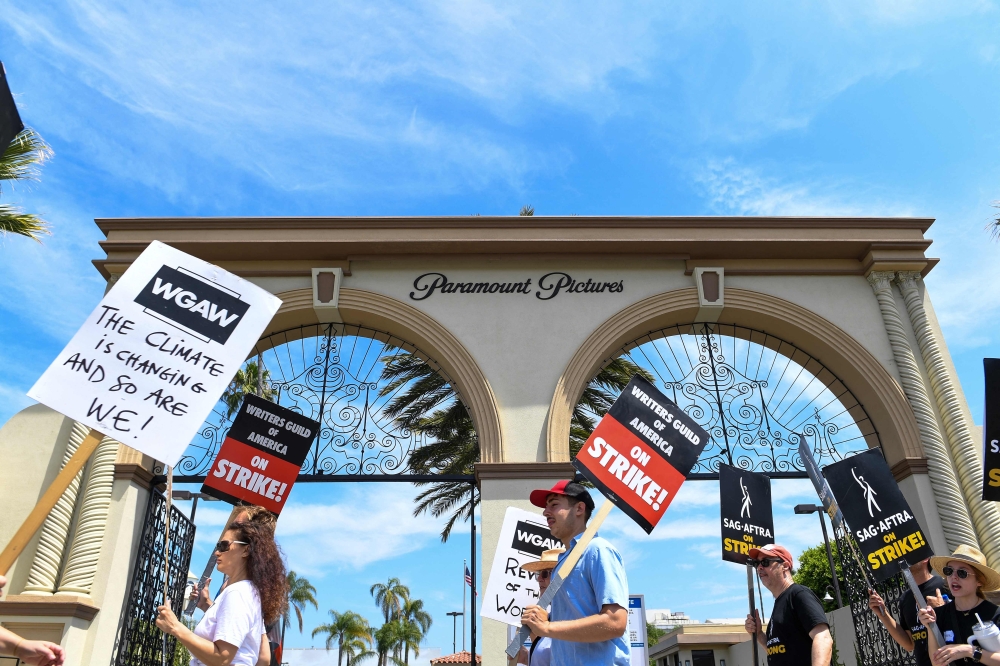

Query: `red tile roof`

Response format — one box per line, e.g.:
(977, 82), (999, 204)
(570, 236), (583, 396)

(430, 651), (482, 664)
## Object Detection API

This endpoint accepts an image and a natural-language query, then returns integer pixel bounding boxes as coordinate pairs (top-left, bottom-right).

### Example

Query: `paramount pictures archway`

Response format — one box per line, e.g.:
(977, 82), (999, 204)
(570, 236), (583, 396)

(2, 215), (995, 666)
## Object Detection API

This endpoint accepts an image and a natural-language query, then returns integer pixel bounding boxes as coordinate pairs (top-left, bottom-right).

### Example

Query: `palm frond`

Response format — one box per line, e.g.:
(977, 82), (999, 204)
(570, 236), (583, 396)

(0, 128), (53, 186)
(0, 205), (48, 241)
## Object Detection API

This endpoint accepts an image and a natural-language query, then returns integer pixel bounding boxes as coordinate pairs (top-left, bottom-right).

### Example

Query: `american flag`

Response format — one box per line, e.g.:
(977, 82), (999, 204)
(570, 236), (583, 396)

(465, 565), (477, 596)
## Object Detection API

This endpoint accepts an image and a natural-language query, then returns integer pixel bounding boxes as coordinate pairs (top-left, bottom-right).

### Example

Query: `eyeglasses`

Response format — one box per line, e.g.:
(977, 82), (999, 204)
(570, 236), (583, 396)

(753, 558), (783, 569)
(943, 566), (975, 580)
(537, 571), (551, 580)
(215, 540), (248, 553)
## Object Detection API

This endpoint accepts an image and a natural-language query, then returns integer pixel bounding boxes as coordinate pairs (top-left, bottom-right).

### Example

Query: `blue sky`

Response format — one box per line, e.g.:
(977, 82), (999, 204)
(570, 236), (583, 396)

(2, 0), (1000, 655)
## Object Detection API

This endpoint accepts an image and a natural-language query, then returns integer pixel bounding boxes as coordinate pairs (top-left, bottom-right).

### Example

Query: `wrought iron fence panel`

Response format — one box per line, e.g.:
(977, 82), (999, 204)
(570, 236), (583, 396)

(834, 527), (914, 666)
(170, 324), (463, 482)
(110, 489), (195, 666)
(601, 323), (880, 477)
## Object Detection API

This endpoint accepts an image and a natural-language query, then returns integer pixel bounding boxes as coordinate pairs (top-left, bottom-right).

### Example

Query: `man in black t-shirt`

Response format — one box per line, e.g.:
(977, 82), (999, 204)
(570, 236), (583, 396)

(868, 557), (948, 666)
(744, 544), (833, 666)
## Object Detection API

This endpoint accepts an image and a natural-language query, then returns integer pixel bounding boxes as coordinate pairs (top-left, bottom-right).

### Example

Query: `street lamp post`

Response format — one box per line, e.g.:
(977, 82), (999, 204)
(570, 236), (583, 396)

(446, 612), (463, 654)
(171, 490), (220, 522)
(794, 503), (844, 608)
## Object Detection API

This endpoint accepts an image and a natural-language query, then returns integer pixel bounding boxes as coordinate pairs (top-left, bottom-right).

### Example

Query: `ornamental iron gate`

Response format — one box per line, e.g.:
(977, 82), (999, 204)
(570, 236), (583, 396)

(604, 323), (880, 478)
(111, 488), (196, 666)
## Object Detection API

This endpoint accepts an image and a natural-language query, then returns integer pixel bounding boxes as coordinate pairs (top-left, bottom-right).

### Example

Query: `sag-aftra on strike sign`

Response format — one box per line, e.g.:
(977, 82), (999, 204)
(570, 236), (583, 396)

(574, 376), (709, 533)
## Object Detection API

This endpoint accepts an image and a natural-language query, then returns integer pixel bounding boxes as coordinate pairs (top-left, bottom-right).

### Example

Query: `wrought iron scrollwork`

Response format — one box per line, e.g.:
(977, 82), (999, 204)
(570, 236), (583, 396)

(610, 323), (880, 477)
(171, 324), (461, 482)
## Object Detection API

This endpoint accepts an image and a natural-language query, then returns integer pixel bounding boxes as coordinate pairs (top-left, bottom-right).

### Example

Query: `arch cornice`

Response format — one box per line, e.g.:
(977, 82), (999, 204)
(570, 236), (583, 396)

(266, 288), (503, 463)
(546, 287), (921, 466)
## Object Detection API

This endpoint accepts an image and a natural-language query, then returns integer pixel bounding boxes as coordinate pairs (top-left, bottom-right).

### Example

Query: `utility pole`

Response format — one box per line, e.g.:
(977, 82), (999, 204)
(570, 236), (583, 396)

(446, 612), (463, 654)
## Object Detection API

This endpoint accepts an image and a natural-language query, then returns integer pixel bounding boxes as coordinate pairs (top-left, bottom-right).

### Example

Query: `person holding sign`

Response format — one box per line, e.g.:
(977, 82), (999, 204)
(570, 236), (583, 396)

(0, 576), (65, 666)
(520, 481), (630, 666)
(744, 544), (832, 666)
(868, 558), (948, 666)
(917, 545), (1000, 665)
(513, 548), (565, 666)
(155, 520), (288, 666)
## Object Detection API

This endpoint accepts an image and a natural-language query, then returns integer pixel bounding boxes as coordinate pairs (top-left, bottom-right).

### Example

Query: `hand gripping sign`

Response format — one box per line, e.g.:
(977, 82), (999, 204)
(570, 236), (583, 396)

(719, 464), (774, 565)
(201, 394), (318, 515)
(505, 376), (709, 657)
(0, 241), (281, 576)
(823, 448), (933, 583)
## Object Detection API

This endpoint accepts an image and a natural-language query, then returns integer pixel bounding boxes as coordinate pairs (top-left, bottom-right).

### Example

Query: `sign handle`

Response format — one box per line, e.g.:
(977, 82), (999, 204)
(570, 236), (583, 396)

(747, 563), (761, 666)
(505, 500), (615, 658)
(0, 428), (104, 576)
(899, 563), (952, 663)
(163, 465), (172, 666)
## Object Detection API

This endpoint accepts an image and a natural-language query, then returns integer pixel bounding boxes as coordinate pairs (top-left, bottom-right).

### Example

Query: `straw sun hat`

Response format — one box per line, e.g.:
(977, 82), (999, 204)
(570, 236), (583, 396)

(520, 548), (566, 573)
(930, 545), (1000, 592)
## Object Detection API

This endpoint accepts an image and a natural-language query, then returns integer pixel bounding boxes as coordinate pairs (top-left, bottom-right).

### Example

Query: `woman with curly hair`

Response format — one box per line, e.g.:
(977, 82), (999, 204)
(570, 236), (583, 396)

(156, 520), (288, 666)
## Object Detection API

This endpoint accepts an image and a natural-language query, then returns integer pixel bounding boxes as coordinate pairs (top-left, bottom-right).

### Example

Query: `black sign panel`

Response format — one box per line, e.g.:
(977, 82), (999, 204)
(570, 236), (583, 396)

(511, 520), (562, 558)
(226, 394), (317, 465)
(719, 464), (774, 564)
(823, 448), (933, 582)
(984, 359), (1000, 501)
(799, 438), (845, 530)
(0, 63), (23, 157)
(135, 265), (251, 344)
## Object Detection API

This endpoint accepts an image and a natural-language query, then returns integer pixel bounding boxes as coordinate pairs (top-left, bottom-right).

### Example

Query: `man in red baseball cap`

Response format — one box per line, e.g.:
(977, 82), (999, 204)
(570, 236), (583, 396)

(744, 544), (832, 666)
(520, 480), (630, 666)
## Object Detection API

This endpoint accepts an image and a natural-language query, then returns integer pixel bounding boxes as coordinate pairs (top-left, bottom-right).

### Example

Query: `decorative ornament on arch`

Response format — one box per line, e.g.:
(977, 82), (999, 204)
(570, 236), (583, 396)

(547, 287), (922, 470)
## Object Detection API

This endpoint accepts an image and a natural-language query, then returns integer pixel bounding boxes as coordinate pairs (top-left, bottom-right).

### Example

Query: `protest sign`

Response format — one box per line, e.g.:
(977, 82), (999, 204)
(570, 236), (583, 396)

(28, 241), (282, 467)
(719, 464), (774, 565)
(573, 376), (709, 533)
(482, 507), (556, 626)
(200, 394), (318, 514)
(799, 437), (845, 530)
(823, 448), (933, 582)
(983, 359), (1000, 501)
(627, 595), (648, 666)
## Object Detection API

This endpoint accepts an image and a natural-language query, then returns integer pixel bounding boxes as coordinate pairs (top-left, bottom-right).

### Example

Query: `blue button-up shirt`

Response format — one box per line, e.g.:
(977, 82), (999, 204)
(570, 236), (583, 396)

(550, 533), (630, 666)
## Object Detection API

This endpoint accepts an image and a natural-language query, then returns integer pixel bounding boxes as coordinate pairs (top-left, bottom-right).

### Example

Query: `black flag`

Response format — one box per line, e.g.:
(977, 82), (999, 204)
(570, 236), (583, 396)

(823, 449), (933, 582)
(719, 464), (774, 565)
(983, 359), (1000, 501)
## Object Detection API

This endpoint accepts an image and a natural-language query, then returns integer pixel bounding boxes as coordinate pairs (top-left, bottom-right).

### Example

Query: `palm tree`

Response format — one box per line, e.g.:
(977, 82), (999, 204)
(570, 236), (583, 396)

(283, 571), (319, 635)
(312, 610), (372, 666)
(0, 128), (53, 241)
(370, 577), (410, 623)
(372, 620), (407, 666)
(344, 635), (376, 666)
(379, 351), (652, 539)
(398, 598), (431, 665)
(220, 358), (277, 419)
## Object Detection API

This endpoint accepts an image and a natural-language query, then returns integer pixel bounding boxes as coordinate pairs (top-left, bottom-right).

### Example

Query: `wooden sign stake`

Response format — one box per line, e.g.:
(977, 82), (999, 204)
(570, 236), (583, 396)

(505, 499), (615, 658)
(0, 428), (104, 576)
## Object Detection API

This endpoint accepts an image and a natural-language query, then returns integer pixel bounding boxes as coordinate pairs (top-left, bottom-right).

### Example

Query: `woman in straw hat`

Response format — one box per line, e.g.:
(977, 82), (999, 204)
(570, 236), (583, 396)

(512, 548), (565, 666)
(917, 545), (1000, 665)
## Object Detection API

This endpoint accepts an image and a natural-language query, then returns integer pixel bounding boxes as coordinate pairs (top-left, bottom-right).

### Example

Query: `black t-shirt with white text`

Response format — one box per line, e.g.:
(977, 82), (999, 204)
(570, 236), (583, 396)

(896, 574), (948, 666)
(765, 584), (830, 666)
(936, 598), (1000, 666)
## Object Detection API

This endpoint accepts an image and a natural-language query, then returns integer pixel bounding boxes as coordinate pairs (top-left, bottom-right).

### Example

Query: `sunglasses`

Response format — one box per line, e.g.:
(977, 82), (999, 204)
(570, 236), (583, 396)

(215, 539), (248, 553)
(943, 566), (976, 580)
(753, 558), (784, 569)
(536, 570), (551, 580)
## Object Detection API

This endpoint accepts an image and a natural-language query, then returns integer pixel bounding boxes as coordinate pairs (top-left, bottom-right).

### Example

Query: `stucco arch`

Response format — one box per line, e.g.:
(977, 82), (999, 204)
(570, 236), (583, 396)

(263, 287), (504, 463)
(546, 287), (921, 467)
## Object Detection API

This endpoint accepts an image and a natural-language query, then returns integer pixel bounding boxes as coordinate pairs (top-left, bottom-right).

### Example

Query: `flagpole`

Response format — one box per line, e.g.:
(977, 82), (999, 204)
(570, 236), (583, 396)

(462, 559), (467, 652)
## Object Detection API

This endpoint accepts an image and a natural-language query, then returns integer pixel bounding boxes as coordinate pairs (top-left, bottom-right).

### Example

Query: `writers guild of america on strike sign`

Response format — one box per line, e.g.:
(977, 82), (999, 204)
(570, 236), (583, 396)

(28, 241), (282, 468)
(201, 394), (318, 515)
(574, 376), (710, 534)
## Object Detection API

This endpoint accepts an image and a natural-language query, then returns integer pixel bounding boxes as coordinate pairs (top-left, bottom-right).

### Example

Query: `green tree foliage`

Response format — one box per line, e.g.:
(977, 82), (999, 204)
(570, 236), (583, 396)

(399, 598), (432, 665)
(519, 205), (534, 216)
(284, 571), (319, 634)
(380, 349), (651, 540)
(793, 542), (843, 613)
(646, 622), (667, 665)
(220, 359), (277, 419)
(370, 577), (411, 623)
(0, 128), (53, 241)
(312, 610), (373, 666)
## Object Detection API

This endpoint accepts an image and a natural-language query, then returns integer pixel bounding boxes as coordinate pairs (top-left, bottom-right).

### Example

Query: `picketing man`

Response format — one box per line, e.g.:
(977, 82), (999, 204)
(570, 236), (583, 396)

(918, 545), (1000, 666)
(744, 544), (833, 666)
(868, 557), (948, 666)
(520, 480), (630, 666)
(513, 547), (565, 666)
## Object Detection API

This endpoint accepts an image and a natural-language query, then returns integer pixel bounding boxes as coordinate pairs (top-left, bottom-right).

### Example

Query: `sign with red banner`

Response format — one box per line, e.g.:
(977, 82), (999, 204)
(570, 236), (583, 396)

(574, 376), (710, 533)
(201, 394), (318, 514)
